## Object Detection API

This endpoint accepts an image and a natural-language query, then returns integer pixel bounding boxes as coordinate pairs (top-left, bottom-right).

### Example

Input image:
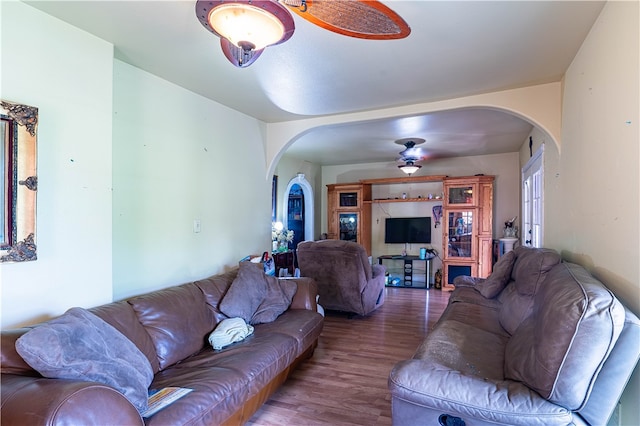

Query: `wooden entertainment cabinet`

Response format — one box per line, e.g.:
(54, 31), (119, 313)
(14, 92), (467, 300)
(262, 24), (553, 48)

(441, 175), (494, 290)
(326, 175), (494, 290)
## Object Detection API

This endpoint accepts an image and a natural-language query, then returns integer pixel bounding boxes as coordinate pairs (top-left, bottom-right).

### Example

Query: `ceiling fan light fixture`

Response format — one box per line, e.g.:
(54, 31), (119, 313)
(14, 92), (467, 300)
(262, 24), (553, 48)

(196, 0), (295, 67)
(399, 161), (422, 176)
(208, 3), (285, 51)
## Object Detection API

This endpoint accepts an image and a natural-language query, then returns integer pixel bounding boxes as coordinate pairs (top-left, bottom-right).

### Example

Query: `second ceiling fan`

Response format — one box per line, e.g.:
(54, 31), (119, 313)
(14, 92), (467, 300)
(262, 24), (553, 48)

(396, 138), (427, 176)
(195, 0), (411, 67)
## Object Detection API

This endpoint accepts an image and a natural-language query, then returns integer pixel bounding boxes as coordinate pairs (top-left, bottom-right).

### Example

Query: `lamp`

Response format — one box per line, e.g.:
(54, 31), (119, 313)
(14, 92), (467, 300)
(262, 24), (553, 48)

(398, 161), (422, 176)
(196, 0), (295, 67)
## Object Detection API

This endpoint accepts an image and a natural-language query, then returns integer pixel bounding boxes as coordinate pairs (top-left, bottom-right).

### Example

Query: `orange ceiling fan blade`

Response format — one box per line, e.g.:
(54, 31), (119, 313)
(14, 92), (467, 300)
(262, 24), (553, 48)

(282, 0), (410, 40)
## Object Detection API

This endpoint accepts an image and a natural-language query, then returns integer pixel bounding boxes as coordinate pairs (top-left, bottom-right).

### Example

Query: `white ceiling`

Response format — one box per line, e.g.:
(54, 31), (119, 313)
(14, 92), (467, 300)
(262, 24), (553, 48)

(26, 0), (605, 166)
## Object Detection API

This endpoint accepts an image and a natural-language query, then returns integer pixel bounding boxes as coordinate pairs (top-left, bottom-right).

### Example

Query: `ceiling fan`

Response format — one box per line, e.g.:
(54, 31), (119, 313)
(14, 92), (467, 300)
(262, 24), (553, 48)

(195, 0), (411, 67)
(395, 138), (426, 176)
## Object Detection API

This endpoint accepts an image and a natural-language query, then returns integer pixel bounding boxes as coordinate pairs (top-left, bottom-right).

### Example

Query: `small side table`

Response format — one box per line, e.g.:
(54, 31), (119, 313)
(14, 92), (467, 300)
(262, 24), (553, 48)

(499, 238), (518, 254)
(272, 250), (295, 277)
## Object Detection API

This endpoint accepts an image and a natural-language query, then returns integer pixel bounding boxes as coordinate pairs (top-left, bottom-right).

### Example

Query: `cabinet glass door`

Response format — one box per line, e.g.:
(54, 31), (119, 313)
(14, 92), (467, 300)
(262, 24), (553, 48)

(339, 213), (358, 242)
(446, 210), (474, 258)
(447, 185), (475, 205)
(339, 191), (359, 207)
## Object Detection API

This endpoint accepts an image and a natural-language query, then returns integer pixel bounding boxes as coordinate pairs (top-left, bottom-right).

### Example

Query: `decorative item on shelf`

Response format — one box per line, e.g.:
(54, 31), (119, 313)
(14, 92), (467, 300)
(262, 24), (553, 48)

(500, 216), (519, 254)
(434, 269), (442, 289)
(432, 205), (442, 228)
(503, 216), (518, 238)
(272, 221), (294, 252)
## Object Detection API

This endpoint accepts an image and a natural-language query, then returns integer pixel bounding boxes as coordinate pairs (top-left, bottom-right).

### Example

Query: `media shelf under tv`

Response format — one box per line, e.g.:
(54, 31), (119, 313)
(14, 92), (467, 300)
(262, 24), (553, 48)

(378, 255), (435, 289)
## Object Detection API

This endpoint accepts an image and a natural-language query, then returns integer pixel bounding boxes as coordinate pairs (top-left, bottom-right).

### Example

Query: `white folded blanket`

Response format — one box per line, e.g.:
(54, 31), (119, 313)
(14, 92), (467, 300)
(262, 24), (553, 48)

(208, 317), (254, 350)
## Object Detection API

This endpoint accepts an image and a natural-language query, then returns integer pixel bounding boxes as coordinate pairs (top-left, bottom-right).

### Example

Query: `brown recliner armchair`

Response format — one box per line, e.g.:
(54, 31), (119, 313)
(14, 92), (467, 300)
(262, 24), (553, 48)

(296, 239), (386, 316)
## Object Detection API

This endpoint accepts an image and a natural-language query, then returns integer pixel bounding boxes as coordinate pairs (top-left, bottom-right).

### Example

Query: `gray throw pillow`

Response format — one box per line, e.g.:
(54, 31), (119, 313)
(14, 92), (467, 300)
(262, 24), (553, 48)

(220, 261), (268, 323)
(15, 307), (153, 412)
(251, 277), (298, 324)
(475, 250), (516, 298)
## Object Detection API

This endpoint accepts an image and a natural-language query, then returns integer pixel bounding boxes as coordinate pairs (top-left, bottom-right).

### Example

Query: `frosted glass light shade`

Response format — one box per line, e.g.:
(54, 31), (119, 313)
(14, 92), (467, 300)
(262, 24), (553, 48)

(208, 4), (285, 50)
(399, 163), (421, 175)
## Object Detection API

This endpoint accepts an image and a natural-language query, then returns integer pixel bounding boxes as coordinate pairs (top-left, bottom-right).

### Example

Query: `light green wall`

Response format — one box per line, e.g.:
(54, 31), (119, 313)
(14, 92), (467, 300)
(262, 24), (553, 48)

(0, 2), (272, 327)
(273, 155), (322, 240)
(112, 61), (271, 301)
(1, 1), (114, 328)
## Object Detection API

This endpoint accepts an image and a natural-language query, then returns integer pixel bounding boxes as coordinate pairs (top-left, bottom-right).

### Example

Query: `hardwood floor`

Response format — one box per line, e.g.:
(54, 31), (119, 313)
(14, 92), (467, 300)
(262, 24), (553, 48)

(247, 287), (450, 426)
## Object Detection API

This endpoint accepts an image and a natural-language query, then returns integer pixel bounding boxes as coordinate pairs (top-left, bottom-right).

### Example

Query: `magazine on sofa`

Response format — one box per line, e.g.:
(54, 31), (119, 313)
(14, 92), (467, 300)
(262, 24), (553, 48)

(142, 387), (193, 418)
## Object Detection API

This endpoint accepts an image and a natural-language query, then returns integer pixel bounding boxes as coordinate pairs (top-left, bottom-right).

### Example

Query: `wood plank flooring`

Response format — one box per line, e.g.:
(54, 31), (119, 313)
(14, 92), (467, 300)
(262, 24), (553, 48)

(247, 287), (450, 425)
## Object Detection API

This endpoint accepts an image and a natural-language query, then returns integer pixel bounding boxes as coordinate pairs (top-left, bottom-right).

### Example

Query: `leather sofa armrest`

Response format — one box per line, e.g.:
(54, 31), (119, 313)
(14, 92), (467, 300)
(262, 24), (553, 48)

(285, 277), (318, 311)
(1, 374), (144, 426)
(452, 275), (485, 288)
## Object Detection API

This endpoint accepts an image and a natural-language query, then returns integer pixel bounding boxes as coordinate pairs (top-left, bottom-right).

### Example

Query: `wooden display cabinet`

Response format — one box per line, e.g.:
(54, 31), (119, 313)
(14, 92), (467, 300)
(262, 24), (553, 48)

(442, 176), (494, 290)
(326, 183), (372, 255)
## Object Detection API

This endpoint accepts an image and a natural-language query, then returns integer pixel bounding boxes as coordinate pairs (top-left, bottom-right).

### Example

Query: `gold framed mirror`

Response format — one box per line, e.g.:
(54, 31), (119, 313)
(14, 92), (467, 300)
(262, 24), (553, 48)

(1, 100), (38, 262)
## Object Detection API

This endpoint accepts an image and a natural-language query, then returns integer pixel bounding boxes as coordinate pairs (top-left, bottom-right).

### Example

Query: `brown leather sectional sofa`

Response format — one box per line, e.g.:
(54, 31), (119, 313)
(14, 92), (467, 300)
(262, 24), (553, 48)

(1, 267), (324, 425)
(389, 246), (640, 425)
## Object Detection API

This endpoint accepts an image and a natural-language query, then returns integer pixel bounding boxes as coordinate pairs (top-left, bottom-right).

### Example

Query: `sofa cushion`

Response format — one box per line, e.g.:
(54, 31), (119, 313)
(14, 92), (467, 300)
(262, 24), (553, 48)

(147, 332), (299, 425)
(129, 283), (215, 370)
(498, 247), (561, 334)
(251, 277), (297, 324)
(14, 307), (153, 412)
(90, 300), (160, 373)
(476, 250), (516, 298)
(510, 247), (561, 295)
(220, 261), (268, 323)
(504, 263), (625, 409)
(195, 268), (238, 325)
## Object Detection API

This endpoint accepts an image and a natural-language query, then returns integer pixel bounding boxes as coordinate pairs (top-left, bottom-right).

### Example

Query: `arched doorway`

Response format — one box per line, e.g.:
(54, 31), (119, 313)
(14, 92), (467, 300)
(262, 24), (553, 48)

(283, 173), (314, 249)
(287, 184), (305, 250)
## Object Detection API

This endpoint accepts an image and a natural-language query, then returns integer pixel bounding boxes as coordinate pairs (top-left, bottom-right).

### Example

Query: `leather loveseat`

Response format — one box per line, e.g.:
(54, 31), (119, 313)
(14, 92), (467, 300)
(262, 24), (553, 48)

(1, 263), (324, 425)
(389, 246), (640, 426)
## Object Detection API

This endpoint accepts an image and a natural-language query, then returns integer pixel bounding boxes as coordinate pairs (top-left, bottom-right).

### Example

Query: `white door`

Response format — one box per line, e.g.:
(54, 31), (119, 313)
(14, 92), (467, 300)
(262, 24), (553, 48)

(522, 146), (544, 248)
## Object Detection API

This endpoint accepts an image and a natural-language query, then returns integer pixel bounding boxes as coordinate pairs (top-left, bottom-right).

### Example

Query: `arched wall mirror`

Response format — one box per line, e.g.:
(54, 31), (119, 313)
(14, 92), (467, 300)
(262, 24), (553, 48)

(1, 100), (38, 262)
(283, 173), (314, 249)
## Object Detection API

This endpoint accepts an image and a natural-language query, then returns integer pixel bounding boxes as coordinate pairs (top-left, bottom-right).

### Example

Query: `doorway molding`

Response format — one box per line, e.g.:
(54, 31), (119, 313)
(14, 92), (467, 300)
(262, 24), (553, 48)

(283, 173), (314, 242)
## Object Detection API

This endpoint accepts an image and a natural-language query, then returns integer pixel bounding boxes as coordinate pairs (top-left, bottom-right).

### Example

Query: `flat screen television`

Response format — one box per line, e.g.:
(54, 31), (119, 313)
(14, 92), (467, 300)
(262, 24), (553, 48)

(385, 217), (431, 244)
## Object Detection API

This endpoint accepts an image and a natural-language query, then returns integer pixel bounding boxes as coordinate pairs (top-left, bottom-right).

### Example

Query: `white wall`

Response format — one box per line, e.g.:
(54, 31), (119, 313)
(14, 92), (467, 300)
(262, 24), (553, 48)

(1, 1), (114, 328)
(112, 61), (271, 301)
(552, 3), (639, 424)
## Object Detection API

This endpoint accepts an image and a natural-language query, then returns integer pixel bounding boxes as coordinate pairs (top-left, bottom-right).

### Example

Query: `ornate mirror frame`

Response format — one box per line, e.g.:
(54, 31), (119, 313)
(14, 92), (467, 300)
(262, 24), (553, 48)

(1, 100), (38, 262)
